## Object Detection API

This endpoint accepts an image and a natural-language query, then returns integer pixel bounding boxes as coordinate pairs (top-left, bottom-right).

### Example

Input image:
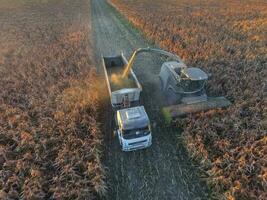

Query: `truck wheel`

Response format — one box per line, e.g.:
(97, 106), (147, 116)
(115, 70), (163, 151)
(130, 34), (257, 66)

(112, 130), (117, 138)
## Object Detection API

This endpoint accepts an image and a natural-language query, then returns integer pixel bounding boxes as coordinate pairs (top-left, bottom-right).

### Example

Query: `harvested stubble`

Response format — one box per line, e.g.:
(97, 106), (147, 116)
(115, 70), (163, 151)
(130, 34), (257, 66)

(0, 0), (106, 199)
(110, 0), (267, 199)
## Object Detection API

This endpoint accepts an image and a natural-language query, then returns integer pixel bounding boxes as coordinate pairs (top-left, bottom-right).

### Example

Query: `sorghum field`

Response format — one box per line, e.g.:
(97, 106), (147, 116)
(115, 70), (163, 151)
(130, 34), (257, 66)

(0, 0), (106, 199)
(110, 0), (267, 199)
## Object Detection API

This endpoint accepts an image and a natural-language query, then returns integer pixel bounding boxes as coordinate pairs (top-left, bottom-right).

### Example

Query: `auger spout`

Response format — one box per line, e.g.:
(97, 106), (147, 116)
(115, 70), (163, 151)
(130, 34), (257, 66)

(122, 47), (185, 78)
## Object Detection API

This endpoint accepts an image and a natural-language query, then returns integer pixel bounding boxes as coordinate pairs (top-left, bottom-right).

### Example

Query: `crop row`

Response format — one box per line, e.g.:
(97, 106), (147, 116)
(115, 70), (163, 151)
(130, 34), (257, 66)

(0, 0), (106, 199)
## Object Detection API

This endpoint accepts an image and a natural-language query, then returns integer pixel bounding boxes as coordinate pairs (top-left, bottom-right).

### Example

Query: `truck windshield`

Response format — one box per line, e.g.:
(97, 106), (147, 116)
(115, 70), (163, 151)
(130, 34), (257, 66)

(122, 126), (150, 139)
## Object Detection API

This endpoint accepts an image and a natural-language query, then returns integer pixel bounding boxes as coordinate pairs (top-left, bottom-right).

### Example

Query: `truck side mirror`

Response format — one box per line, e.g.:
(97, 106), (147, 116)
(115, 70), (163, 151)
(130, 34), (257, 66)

(112, 130), (117, 138)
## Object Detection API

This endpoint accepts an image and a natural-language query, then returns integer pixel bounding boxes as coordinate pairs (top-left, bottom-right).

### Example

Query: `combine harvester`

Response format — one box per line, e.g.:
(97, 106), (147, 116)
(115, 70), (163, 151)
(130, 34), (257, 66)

(102, 54), (152, 151)
(122, 47), (231, 122)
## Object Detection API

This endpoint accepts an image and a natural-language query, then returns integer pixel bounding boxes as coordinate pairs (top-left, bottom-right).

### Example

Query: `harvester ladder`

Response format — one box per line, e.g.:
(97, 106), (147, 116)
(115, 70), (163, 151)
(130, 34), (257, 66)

(122, 94), (130, 108)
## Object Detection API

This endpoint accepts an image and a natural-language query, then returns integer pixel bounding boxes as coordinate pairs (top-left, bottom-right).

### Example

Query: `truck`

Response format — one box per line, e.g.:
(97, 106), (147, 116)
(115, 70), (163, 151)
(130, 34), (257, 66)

(102, 54), (152, 151)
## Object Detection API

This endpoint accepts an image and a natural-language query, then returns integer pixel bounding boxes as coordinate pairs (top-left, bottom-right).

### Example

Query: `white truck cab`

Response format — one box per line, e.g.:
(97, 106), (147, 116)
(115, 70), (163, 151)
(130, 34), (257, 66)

(116, 106), (152, 151)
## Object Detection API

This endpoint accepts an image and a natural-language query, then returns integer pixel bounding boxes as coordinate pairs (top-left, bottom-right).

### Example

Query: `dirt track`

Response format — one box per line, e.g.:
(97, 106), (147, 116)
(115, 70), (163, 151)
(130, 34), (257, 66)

(91, 0), (211, 199)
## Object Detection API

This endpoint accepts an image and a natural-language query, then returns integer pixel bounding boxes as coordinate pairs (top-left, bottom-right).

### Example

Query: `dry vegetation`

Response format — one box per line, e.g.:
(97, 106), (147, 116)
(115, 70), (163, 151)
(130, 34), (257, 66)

(110, 0), (267, 199)
(0, 0), (106, 199)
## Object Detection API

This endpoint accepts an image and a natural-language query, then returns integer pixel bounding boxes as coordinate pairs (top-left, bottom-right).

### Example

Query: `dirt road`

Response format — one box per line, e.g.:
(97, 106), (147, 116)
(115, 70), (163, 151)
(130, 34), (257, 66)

(91, 0), (211, 199)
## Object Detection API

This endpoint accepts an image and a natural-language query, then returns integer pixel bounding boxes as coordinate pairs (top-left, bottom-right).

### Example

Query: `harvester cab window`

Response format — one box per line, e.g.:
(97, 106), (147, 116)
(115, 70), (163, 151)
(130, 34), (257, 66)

(174, 67), (181, 75)
(181, 80), (205, 92)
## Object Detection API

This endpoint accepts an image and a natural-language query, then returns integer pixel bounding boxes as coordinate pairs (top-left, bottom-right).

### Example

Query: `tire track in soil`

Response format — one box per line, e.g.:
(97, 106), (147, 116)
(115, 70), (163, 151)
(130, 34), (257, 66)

(91, 0), (211, 199)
